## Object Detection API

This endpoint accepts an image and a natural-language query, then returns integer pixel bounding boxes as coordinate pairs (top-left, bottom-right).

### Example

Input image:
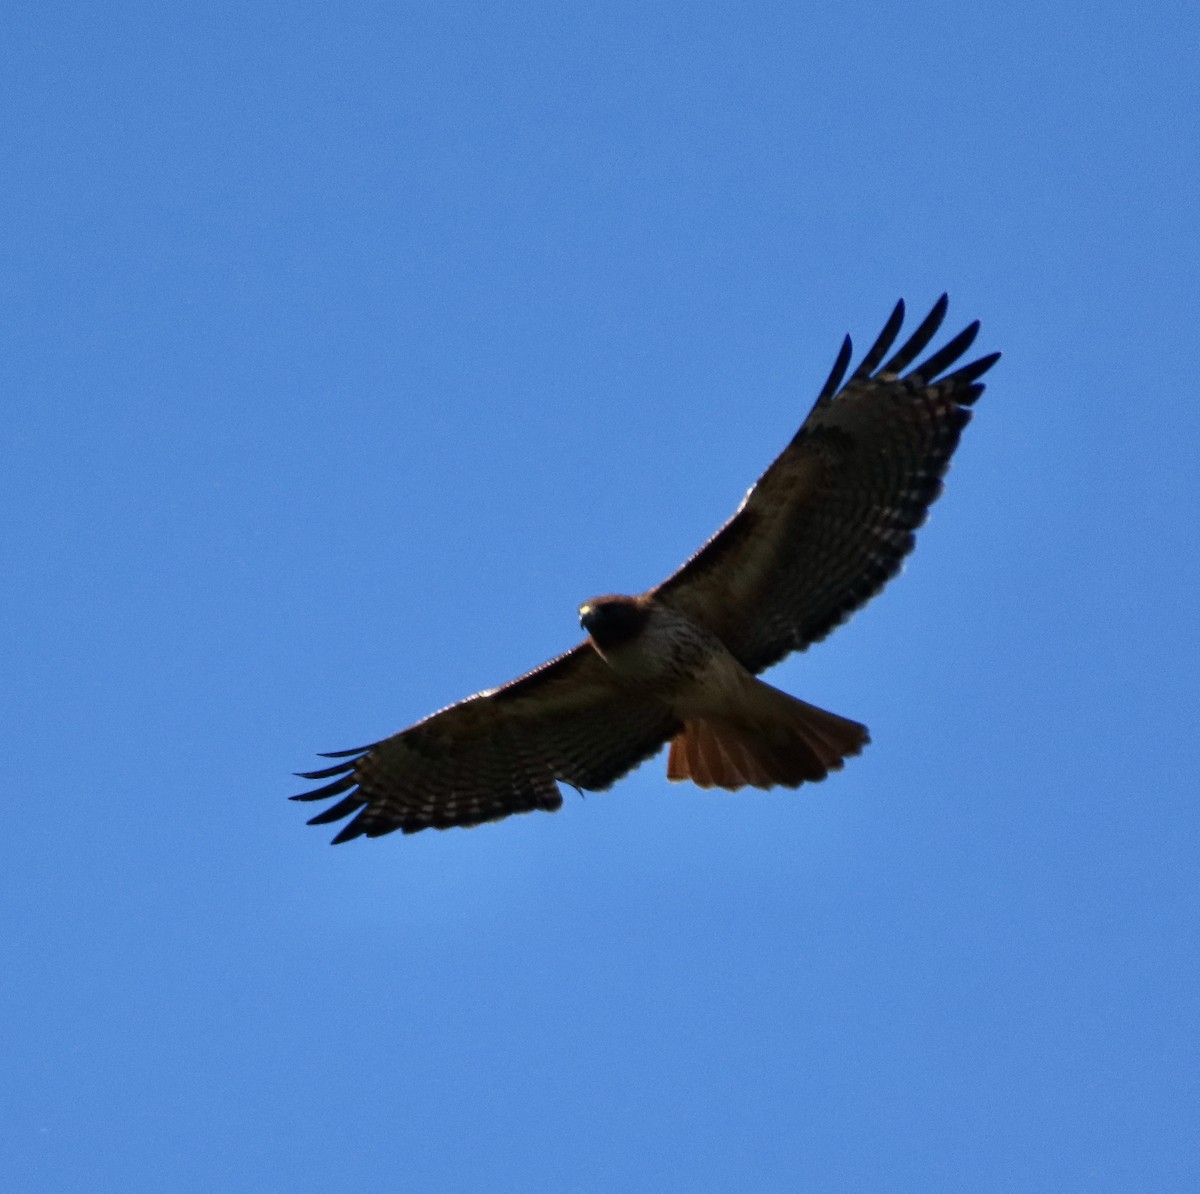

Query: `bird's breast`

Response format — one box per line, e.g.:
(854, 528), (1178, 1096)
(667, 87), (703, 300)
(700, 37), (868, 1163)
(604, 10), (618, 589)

(592, 604), (742, 700)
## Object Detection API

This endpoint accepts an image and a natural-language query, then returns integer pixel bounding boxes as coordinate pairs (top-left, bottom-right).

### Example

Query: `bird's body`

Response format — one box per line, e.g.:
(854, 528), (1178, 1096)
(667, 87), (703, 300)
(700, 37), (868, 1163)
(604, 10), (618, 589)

(293, 295), (999, 842)
(579, 594), (868, 790)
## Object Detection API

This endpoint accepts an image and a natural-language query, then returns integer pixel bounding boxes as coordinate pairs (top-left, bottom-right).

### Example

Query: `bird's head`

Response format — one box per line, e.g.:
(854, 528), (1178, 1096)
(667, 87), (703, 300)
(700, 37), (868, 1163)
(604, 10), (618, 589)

(578, 595), (650, 651)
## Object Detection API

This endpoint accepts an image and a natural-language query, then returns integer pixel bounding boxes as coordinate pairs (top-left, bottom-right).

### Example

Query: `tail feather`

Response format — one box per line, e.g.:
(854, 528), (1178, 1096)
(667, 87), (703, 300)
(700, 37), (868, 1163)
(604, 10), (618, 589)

(666, 682), (869, 791)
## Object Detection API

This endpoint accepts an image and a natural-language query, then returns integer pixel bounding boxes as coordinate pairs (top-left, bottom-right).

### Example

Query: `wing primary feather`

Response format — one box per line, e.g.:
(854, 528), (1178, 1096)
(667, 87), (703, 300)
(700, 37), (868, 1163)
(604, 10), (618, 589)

(363, 821), (399, 839)
(289, 775), (357, 802)
(815, 334), (854, 406)
(911, 320), (980, 383)
(318, 745), (373, 758)
(881, 293), (949, 375)
(939, 350), (1002, 397)
(294, 761), (357, 780)
(848, 298), (906, 383)
(305, 793), (369, 825)
(331, 817), (372, 844)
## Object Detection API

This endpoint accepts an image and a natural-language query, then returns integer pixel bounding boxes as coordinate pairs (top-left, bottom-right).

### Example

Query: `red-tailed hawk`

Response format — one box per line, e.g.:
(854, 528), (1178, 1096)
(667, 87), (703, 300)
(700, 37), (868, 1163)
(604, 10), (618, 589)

(293, 295), (998, 842)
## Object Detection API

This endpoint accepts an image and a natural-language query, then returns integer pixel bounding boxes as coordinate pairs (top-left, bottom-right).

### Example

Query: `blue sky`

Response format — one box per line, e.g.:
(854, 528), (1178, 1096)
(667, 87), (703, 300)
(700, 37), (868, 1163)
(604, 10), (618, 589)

(4, 2), (1198, 1190)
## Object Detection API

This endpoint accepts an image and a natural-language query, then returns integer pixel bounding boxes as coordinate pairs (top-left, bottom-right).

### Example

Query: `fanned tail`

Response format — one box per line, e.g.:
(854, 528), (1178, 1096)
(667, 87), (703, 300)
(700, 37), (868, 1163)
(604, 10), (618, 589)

(666, 682), (869, 790)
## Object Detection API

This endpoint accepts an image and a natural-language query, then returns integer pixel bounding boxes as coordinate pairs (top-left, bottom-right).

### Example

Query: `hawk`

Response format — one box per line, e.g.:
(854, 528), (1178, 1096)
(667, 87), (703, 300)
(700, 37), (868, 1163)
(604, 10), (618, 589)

(293, 295), (999, 842)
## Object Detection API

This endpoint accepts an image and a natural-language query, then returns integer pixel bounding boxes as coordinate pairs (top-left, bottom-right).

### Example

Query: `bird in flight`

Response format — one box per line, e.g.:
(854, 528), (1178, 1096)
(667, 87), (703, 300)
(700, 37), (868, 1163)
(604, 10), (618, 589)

(293, 295), (999, 843)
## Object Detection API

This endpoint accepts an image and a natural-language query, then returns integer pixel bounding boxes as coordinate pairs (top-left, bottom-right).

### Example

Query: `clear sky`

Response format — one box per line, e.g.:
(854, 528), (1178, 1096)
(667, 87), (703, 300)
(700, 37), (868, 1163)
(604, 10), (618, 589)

(4, 2), (1198, 1191)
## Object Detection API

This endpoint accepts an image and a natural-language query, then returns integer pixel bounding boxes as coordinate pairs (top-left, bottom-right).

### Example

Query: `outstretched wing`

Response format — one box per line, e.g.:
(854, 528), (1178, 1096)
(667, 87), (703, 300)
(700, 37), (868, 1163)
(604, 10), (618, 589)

(653, 295), (999, 674)
(291, 644), (680, 842)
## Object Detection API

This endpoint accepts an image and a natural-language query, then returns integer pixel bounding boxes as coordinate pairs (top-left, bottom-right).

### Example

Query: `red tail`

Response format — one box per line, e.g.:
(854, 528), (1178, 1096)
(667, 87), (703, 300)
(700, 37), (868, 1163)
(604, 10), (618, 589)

(666, 682), (869, 790)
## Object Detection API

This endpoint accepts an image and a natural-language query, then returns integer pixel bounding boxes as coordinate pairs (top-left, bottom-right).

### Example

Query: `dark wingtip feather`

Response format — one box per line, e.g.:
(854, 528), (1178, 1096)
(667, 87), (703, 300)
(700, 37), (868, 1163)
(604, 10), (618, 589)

(816, 334), (854, 405)
(294, 760), (358, 780)
(943, 350), (1001, 392)
(305, 793), (368, 826)
(330, 812), (389, 844)
(911, 320), (980, 383)
(318, 745), (373, 759)
(848, 298), (906, 383)
(290, 774), (358, 803)
(881, 293), (949, 376)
